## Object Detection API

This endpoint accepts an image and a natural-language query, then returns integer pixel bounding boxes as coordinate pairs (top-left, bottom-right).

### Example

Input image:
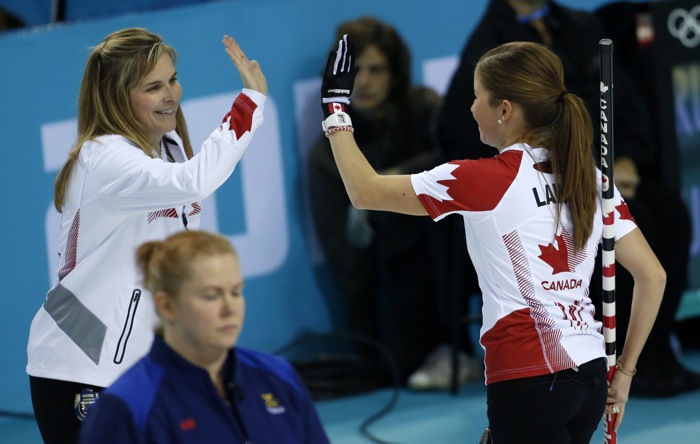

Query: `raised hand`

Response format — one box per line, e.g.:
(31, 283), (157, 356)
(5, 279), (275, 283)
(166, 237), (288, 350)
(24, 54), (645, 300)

(222, 35), (268, 95)
(321, 34), (357, 118)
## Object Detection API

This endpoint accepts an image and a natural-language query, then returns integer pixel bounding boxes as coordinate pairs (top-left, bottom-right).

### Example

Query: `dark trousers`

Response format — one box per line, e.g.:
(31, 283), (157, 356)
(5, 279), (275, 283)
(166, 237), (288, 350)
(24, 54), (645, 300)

(486, 358), (608, 444)
(29, 376), (104, 444)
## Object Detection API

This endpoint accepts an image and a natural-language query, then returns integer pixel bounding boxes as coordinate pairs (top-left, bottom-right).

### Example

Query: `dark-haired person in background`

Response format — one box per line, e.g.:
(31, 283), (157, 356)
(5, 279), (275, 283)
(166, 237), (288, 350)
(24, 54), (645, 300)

(308, 17), (481, 387)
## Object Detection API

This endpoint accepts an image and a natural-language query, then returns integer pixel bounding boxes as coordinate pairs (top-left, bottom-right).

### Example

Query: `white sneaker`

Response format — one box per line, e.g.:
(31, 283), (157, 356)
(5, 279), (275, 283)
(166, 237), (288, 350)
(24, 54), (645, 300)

(407, 344), (482, 390)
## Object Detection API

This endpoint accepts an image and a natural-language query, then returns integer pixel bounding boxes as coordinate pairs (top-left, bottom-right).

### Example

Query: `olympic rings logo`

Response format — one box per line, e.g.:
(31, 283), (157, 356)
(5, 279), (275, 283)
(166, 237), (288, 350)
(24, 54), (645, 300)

(667, 6), (700, 48)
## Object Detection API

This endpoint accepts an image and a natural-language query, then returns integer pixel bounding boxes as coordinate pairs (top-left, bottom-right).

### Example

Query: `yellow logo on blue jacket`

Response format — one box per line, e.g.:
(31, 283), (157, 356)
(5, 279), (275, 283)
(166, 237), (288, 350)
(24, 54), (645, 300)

(261, 393), (286, 414)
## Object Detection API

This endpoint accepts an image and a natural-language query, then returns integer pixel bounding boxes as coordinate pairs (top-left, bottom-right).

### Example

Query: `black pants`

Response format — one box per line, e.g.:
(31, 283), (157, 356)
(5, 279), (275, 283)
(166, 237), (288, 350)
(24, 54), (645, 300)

(486, 358), (607, 444)
(29, 376), (104, 444)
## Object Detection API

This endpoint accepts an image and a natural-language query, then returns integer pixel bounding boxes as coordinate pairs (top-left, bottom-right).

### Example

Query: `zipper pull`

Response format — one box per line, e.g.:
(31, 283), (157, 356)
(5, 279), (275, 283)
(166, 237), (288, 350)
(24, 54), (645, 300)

(181, 206), (188, 229)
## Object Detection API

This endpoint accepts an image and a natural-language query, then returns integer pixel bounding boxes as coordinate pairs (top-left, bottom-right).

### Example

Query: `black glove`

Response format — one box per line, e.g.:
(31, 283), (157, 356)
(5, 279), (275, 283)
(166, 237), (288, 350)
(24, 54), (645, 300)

(321, 34), (356, 119)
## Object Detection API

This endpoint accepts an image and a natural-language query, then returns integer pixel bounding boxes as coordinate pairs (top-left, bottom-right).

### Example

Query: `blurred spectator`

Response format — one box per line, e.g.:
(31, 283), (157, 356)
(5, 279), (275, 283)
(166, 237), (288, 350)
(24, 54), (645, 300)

(308, 16), (481, 386)
(436, 0), (655, 168)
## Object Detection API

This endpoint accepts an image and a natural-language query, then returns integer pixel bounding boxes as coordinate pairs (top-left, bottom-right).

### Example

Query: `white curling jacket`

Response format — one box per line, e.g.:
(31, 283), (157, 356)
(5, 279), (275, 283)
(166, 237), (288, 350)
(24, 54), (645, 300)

(27, 89), (265, 387)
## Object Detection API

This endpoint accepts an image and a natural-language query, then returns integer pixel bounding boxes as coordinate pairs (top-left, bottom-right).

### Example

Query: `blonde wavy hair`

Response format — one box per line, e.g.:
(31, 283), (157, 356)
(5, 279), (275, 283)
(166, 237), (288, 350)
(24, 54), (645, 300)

(54, 28), (193, 212)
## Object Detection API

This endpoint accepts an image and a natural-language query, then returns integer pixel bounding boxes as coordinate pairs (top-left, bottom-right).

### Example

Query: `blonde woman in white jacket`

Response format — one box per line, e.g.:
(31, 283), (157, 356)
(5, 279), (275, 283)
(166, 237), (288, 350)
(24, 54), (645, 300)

(27, 28), (268, 444)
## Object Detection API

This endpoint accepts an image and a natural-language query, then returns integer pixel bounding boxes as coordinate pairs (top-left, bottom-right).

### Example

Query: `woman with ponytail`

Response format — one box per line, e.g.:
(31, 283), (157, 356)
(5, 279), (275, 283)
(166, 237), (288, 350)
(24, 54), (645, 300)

(320, 38), (665, 443)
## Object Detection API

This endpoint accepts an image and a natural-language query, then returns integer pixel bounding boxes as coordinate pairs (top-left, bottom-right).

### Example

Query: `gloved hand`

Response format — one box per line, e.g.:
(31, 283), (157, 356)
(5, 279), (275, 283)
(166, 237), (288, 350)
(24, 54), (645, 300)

(346, 204), (373, 249)
(321, 34), (357, 119)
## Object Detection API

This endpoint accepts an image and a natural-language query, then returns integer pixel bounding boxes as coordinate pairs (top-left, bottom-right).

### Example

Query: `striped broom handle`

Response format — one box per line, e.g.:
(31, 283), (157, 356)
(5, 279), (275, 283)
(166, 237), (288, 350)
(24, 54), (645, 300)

(600, 38), (617, 444)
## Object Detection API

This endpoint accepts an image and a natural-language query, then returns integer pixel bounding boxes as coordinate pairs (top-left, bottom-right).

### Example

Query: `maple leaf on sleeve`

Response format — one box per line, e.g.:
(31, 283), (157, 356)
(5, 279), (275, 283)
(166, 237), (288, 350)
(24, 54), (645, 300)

(616, 201), (636, 223)
(419, 163), (459, 202)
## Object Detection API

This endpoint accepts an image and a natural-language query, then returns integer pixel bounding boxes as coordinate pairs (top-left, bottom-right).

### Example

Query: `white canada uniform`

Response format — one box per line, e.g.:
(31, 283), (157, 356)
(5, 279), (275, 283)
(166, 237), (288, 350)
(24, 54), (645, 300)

(27, 90), (265, 388)
(411, 143), (636, 384)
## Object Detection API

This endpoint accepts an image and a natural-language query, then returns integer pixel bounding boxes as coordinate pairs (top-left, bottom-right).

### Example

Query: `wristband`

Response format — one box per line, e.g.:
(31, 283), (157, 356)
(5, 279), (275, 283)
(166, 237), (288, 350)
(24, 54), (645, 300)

(325, 126), (354, 138)
(616, 357), (637, 377)
(322, 112), (353, 132)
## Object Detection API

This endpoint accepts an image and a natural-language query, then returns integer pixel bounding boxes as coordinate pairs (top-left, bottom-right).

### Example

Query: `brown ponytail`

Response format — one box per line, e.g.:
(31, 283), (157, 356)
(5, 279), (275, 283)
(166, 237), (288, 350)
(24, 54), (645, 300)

(477, 42), (596, 251)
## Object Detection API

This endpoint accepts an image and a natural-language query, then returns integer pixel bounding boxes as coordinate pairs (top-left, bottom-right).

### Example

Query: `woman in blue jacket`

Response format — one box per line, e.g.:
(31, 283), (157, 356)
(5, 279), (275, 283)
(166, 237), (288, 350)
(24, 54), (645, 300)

(78, 230), (330, 443)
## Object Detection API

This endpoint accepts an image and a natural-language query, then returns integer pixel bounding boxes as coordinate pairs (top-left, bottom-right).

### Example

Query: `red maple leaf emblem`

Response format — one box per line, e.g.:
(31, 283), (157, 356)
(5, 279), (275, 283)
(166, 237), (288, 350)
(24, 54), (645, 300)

(616, 201), (636, 222)
(538, 234), (571, 274)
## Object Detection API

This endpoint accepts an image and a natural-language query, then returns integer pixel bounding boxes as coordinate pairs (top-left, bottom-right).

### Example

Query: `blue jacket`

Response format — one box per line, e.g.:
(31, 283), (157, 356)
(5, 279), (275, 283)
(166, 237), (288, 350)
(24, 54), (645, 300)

(79, 335), (330, 443)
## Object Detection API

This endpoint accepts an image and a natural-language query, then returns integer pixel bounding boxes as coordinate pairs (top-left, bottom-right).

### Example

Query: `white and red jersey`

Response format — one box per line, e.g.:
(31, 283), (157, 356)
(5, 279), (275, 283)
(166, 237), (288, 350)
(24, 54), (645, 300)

(27, 90), (265, 388)
(411, 143), (637, 384)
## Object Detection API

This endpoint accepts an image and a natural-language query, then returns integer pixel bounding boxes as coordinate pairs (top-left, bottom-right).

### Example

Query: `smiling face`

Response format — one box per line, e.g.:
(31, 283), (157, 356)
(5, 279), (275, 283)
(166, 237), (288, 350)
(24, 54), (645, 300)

(471, 70), (504, 148)
(351, 44), (392, 111)
(158, 253), (245, 365)
(128, 53), (182, 146)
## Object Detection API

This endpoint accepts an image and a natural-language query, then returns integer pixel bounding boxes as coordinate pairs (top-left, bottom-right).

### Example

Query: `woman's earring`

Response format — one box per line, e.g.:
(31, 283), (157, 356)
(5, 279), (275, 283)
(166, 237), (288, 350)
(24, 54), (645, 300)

(497, 119), (503, 125)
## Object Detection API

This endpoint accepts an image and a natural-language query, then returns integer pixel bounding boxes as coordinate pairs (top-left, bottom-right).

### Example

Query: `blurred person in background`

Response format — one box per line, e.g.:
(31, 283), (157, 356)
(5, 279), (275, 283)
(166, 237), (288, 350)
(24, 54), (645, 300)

(308, 16), (480, 388)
